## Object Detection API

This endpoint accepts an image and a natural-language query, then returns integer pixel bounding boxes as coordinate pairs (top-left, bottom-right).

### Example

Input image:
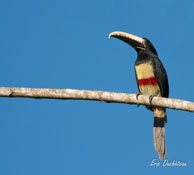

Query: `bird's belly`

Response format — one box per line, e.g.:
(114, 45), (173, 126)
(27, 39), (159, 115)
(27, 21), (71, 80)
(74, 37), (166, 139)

(139, 85), (160, 96)
(135, 62), (160, 96)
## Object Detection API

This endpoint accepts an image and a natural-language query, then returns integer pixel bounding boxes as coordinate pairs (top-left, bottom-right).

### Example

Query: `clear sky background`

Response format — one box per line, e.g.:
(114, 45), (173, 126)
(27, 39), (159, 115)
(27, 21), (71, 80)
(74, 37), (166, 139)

(0, 0), (194, 174)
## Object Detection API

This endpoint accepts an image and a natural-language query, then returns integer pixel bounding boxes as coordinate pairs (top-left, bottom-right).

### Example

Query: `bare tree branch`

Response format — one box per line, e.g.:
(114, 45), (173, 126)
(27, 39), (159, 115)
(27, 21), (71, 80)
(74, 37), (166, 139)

(0, 87), (193, 112)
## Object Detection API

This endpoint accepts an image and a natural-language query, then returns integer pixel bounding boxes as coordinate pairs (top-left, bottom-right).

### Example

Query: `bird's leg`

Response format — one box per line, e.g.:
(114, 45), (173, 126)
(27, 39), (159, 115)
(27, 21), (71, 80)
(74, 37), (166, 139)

(149, 95), (157, 104)
(136, 92), (142, 107)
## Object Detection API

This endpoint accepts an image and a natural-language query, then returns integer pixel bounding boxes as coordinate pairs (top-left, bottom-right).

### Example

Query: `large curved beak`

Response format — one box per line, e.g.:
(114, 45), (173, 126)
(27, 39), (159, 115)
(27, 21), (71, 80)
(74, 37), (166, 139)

(108, 31), (145, 50)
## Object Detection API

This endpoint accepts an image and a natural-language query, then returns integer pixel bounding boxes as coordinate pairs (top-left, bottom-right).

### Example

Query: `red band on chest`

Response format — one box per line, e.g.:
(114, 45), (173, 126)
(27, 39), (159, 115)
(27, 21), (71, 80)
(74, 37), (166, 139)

(138, 77), (158, 86)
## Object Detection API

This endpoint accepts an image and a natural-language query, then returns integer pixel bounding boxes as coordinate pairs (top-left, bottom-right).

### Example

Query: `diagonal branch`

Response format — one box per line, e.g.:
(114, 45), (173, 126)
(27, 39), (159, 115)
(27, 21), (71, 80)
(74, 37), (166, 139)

(0, 87), (193, 112)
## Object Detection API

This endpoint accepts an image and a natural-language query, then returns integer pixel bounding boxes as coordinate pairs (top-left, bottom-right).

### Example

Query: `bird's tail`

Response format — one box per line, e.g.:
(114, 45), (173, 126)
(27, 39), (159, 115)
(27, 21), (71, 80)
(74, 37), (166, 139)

(153, 107), (167, 160)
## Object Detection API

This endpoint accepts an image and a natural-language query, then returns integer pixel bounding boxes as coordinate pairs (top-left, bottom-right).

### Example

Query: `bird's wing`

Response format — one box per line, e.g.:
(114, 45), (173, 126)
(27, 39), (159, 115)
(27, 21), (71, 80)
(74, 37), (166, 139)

(153, 57), (169, 98)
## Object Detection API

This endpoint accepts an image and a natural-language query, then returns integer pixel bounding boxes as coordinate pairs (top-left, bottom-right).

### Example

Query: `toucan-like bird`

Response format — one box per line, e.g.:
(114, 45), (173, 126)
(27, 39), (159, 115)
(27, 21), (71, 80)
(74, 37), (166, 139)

(109, 31), (169, 160)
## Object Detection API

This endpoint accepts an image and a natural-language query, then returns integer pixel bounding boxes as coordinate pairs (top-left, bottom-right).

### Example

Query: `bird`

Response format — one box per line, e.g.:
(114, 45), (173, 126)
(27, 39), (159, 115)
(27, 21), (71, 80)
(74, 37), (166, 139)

(109, 31), (169, 160)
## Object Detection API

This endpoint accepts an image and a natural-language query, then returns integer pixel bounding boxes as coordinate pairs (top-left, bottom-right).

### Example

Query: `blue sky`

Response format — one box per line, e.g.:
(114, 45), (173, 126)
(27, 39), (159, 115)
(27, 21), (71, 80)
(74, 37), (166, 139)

(0, 0), (194, 174)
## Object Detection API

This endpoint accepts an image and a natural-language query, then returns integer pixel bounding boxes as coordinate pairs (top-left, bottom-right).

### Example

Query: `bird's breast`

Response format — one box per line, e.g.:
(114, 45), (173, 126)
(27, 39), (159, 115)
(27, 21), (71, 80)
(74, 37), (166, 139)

(135, 62), (160, 96)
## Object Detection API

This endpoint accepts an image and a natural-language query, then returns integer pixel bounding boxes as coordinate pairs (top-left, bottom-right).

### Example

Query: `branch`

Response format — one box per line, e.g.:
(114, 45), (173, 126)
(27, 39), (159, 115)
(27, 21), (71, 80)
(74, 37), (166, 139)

(0, 87), (193, 112)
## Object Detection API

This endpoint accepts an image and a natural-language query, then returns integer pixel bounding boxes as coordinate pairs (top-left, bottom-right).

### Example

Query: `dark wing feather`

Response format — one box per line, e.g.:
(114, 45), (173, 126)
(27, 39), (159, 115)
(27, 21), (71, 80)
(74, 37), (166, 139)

(153, 57), (169, 98)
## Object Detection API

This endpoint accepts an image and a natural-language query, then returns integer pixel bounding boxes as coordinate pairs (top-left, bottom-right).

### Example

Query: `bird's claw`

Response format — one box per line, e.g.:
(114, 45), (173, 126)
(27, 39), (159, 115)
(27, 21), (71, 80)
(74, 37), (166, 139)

(136, 92), (142, 100)
(136, 92), (142, 107)
(149, 95), (156, 104)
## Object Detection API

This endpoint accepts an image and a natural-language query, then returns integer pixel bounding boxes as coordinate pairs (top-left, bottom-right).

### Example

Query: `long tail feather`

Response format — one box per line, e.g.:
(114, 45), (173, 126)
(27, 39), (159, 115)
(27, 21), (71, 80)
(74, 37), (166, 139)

(153, 108), (167, 160)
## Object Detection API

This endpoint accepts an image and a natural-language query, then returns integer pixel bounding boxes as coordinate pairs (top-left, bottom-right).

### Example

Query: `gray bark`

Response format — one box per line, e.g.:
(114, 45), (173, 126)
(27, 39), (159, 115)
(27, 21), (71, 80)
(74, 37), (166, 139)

(0, 87), (193, 112)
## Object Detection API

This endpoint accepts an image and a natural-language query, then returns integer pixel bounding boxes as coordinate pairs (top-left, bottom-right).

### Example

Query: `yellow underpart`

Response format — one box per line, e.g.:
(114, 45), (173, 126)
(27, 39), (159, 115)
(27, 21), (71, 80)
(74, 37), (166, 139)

(135, 62), (154, 79)
(135, 62), (160, 96)
(139, 85), (160, 96)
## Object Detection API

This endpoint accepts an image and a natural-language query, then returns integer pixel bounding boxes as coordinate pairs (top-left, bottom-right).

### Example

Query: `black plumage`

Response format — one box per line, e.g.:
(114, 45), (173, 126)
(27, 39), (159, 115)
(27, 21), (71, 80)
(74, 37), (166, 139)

(109, 31), (169, 160)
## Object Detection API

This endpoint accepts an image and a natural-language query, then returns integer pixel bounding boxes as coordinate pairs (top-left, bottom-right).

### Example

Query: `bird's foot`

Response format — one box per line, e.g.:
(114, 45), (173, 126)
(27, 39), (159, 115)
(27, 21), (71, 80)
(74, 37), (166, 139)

(136, 92), (142, 100)
(136, 92), (142, 107)
(149, 95), (157, 104)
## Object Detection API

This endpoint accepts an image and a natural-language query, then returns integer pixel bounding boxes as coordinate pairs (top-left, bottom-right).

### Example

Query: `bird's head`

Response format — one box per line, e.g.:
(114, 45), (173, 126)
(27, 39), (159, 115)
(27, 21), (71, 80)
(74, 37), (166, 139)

(109, 31), (158, 56)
